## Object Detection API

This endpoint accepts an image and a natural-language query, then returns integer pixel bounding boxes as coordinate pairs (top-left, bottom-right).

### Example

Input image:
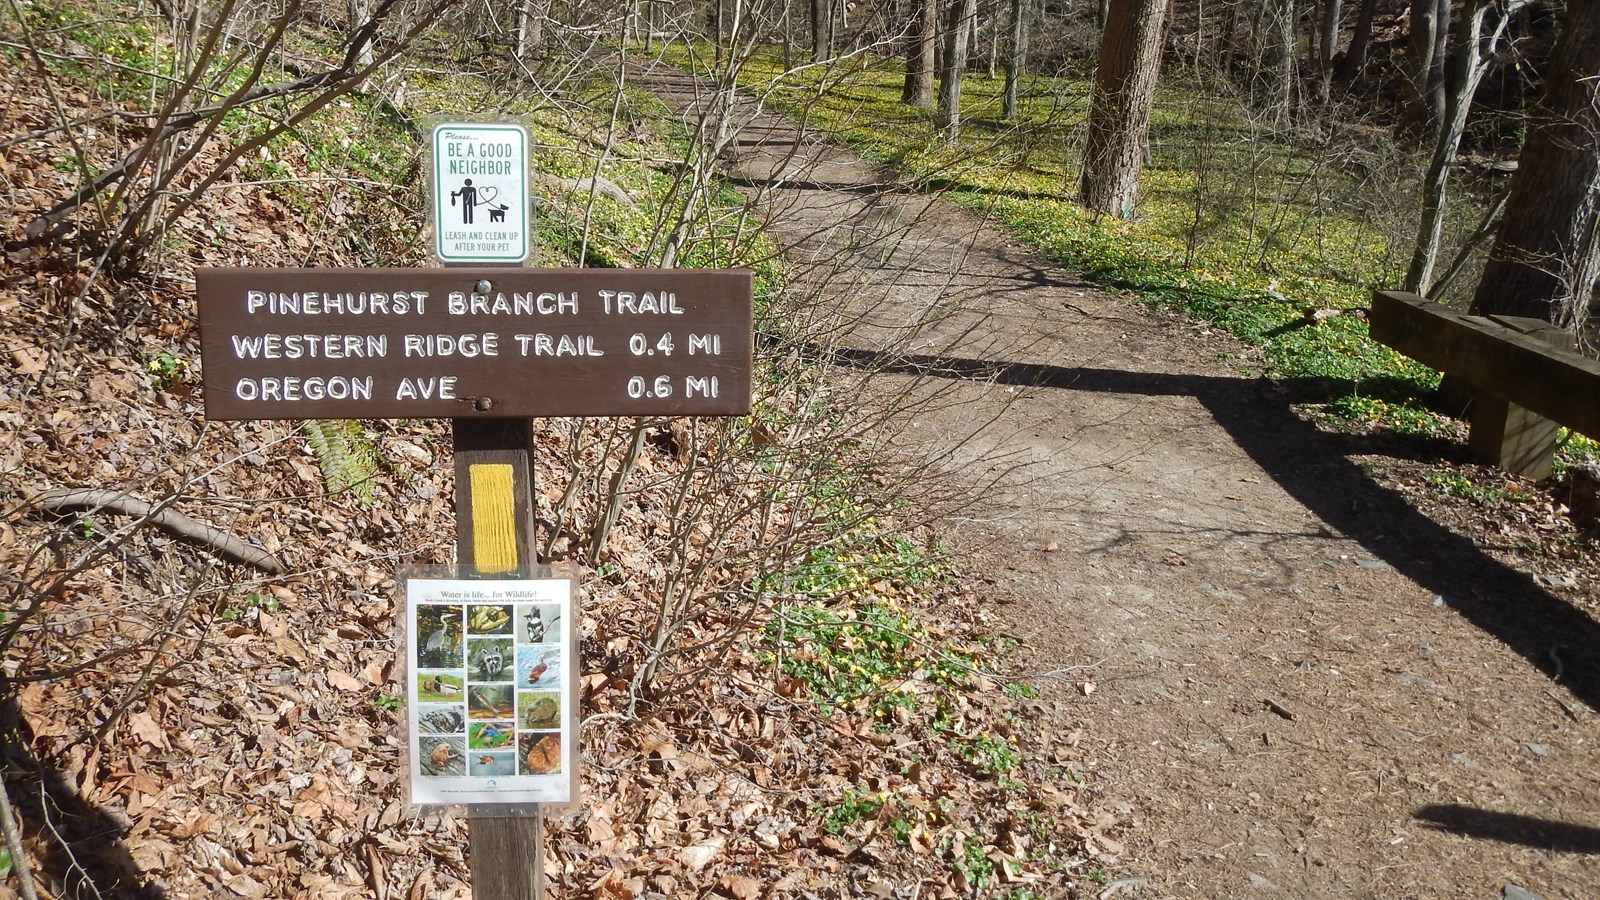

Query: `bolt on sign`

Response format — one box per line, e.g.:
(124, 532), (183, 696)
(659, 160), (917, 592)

(432, 122), (529, 264)
(195, 267), (753, 419)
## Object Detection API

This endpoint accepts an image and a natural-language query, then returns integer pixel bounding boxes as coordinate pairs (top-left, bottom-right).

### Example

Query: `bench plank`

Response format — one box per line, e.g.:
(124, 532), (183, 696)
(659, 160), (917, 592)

(1369, 290), (1600, 443)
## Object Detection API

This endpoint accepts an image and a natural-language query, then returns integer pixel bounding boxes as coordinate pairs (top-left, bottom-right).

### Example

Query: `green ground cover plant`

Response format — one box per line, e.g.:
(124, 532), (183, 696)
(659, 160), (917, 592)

(669, 46), (1489, 439)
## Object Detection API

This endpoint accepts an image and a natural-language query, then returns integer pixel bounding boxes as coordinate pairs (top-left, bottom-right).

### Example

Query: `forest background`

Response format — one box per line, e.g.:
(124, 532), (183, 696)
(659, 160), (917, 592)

(1, 0), (1598, 897)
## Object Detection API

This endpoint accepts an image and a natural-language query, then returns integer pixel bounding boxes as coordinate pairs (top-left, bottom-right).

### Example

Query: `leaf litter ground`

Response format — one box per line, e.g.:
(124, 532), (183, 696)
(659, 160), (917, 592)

(0, 18), (1099, 900)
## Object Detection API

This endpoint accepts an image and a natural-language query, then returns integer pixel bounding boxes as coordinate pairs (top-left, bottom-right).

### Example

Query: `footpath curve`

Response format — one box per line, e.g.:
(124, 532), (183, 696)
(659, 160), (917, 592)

(644, 64), (1600, 898)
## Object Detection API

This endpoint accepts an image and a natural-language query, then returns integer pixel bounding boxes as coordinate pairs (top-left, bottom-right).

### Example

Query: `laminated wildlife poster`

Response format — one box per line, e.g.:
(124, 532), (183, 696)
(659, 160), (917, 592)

(404, 577), (574, 806)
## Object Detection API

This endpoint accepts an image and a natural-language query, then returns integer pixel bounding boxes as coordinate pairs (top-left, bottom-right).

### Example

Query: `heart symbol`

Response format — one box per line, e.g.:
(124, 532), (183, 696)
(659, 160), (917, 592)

(477, 186), (499, 205)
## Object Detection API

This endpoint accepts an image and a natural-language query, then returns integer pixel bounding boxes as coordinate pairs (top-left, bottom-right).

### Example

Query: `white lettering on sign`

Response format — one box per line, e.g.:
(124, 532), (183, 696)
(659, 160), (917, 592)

(597, 290), (684, 315)
(199, 269), (750, 418)
(402, 333), (500, 357)
(685, 376), (719, 398)
(512, 333), (605, 356)
(245, 290), (428, 315)
(396, 376), (458, 400)
(231, 333), (389, 359)
(445, 291), (579, 316)
(234, 376), (375, 401)
(222, 321), (733, 410)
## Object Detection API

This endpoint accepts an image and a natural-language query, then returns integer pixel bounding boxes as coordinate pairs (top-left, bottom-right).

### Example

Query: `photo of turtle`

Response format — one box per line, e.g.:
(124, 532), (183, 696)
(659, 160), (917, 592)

(416, 704), (464, 735)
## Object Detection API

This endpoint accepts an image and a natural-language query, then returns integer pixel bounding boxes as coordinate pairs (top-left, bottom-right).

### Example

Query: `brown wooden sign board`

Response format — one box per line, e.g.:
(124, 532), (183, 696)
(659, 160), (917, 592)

(196, 267), (753, 420)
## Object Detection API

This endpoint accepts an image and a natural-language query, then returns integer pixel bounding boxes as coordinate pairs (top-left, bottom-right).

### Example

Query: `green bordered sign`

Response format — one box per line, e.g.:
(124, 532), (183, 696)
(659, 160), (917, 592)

(432, 122), (529, 264)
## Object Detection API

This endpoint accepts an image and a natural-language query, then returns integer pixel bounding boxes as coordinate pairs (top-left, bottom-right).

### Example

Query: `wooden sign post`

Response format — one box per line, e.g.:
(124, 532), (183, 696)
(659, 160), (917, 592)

(196, 267), (752, 898)
(454, 417), (544, 898)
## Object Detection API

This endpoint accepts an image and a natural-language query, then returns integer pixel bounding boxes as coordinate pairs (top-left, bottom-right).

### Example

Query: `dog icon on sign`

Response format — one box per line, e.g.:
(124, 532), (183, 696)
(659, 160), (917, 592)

(487, 203), (509, 223)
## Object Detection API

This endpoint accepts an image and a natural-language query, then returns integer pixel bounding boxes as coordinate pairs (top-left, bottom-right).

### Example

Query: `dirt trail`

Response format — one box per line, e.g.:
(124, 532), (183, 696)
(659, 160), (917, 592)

(645, 67), (1600, 898)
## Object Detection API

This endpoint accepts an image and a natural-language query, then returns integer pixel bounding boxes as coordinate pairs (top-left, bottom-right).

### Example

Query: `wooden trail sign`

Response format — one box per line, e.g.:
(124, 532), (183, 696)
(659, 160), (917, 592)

(195, 260), (752, 900)
(197, 117), (753, 899)
(196, 267), (753, 420)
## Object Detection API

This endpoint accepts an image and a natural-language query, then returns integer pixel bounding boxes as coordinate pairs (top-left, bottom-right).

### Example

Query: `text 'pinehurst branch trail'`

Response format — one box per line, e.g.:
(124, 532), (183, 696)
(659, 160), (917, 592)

(243, 290), (687, 317)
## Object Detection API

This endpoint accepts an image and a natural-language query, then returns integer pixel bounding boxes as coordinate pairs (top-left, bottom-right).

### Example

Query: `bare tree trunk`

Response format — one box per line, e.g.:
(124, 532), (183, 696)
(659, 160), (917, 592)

(1002, 0), (1026, 120)
(1472, 1), (1600, 325)
(515, 0), (544, 59)
(781, 0), (792, 68)
(987, 6), (999, 79)
(935, 0), (978, 141)
(1404, 0), (1450, 138)
(902, 0), (937, 107)
(347, 0), (374, 66)
(969, 3), (981, 71)
(1261, 0), (1295, 127)
(1333, 0), (1379, 85)
(1079, 0), (1171, 218)
(1316, 0), (1341, 103)
(725, 0), (745, 56)
(811, 0), (831, 61)
(1406, 0), (1529, 296)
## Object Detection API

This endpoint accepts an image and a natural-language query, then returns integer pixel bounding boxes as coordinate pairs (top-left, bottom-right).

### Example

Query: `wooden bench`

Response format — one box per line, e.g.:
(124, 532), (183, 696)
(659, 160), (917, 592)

(1367, 290), (1600, 480)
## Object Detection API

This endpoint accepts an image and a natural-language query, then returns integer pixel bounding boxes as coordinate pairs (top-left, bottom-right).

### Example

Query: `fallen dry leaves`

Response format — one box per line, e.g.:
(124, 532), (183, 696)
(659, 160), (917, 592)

(0, 18), (1109, 900)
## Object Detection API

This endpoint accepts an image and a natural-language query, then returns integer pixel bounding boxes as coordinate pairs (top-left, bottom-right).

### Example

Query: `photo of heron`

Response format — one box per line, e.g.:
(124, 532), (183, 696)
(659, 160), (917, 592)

(416, 604), (464, 668)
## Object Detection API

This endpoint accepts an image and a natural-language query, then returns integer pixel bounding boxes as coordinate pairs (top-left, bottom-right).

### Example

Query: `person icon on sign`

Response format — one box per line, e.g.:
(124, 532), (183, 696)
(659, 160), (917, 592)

(450, 179), (480, 224)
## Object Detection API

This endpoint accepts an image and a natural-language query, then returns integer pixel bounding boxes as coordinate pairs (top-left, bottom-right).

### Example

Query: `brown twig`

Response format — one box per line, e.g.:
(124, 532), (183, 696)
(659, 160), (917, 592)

(1264, 697), (1297, 721)
(0, 776), (40, 900)
(32, 488), (286, 574)
(92, 577), (203, 743)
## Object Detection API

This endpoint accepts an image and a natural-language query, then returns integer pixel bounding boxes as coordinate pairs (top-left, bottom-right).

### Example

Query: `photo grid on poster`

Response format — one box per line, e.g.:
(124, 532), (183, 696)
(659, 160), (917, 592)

(407, 579), (570, 805)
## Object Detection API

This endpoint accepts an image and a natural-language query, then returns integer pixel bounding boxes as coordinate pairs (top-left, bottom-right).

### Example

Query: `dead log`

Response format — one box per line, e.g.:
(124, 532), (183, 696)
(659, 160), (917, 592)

(33, 487), (286, 575)
(531, 172), (639, 210)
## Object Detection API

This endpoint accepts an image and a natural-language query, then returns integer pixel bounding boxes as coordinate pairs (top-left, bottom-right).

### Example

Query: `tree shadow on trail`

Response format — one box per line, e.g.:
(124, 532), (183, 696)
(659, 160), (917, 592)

(1416, 804), (1600, 853)
(817, 345), (1600, 711)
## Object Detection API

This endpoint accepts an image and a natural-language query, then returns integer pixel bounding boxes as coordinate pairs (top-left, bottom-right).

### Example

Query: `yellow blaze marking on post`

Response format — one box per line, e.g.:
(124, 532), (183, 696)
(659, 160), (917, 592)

(469, 463), (518, 573)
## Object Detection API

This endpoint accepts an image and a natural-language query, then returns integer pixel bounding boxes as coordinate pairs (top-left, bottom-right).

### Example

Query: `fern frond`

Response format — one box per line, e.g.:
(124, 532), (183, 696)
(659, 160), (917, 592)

(301, 420), (379, 503)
